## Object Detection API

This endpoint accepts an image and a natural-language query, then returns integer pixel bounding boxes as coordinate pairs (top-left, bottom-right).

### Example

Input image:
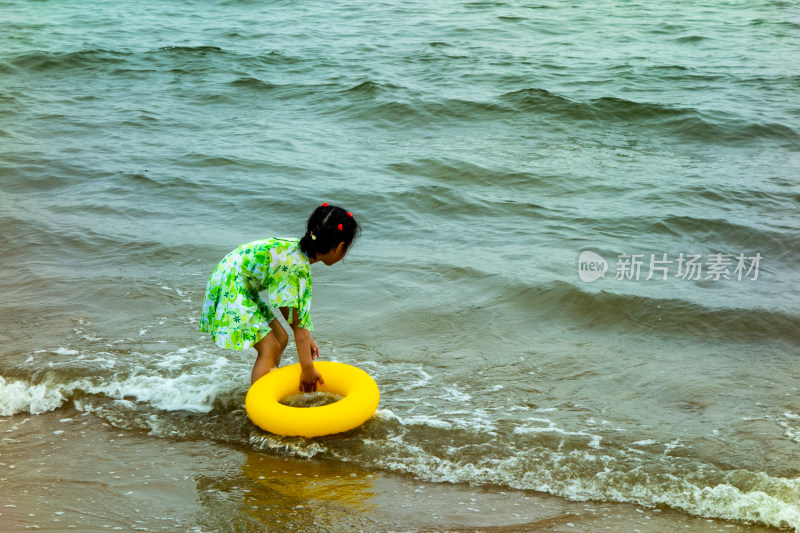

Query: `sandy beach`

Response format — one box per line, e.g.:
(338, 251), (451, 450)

(0, 407), (781, 533)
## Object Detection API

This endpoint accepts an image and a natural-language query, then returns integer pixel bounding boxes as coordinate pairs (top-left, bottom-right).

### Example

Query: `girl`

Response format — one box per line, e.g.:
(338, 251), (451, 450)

(199, 203), (360, 391)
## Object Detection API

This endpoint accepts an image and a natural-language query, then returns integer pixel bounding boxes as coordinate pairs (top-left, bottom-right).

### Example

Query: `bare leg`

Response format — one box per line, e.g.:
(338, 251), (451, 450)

(251, 319), (288, 385)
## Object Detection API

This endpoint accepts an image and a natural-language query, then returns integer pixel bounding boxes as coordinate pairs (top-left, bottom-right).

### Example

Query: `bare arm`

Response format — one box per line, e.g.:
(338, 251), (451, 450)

(280, 307), (324, 392)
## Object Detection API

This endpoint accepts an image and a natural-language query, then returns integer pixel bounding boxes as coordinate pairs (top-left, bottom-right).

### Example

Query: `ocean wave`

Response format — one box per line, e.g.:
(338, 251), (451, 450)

(181, 153), (263, 169)
(155, 45), (305, 74)
(0, 346), (243, 417)
(230, 76), (280, 91)
(387, 157), (551, 191)
(5, 45), (302, 80)
(369, 445), (800, 530)
(10, 48), (129, 72)
(342, 96), (512, 126)
(359, 160), (797, 262)
(158, 45), (225, 55)
(675, 35), (707, 43)
(685, 185), (800, 213)
(2, 341), (798, 530)
(498, 280), (800, 346)
(0, 210), (174, 262)
(0, 375), (66, 416)
(11, 42), (795, 150)
(568, 212), (800, 263)
(380, 257), (800, 346)
(342, 411), (800, 530)
(340, 80), (395, 99)
(500, 88), (800, 147)
(648, 214), (799, 258)
(313, 80), (800, 147)
(0, 61), (15, 76)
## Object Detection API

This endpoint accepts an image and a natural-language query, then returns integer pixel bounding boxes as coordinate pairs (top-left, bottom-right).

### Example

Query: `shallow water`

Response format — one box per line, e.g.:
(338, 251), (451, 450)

(1, 0), (799, 530)
(0, 408), (786, 532)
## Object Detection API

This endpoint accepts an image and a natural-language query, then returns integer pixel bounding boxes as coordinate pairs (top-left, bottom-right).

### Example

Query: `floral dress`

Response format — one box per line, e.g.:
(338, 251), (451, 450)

(199, 238), (313, 350)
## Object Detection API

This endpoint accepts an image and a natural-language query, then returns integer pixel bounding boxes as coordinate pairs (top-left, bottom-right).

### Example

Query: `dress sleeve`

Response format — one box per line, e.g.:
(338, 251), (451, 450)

(267, 269), (313, 331)
(294, 272), (313, 330)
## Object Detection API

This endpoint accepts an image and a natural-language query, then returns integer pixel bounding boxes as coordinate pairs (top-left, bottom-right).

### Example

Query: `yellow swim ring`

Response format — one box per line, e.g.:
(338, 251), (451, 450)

(245, 361), (380, 438)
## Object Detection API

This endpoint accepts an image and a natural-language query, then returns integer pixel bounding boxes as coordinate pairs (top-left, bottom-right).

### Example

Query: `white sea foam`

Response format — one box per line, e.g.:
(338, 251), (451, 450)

(374, 409), (398, 421)
(380, 364), (433, 390)
(399, 415), (453, 430)
(4, 345), (798, 531)
(513, 421), (603, 449)
(778, 411), (800, 444)
(343, 400), (799, 530)
(390, 407), (498, 434)
(248, 433), (326, 458)
(351, 434), (800, 531)
(0, 377), (67, 416)
(440, 386), (471, 403)
(75, 374), (225, 413)
(0, 346), (243, 416)
(409, 368), (433, 389)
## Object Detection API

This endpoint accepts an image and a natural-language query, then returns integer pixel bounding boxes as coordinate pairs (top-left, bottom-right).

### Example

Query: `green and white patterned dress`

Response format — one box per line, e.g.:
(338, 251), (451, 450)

(199, 238), (313, 350)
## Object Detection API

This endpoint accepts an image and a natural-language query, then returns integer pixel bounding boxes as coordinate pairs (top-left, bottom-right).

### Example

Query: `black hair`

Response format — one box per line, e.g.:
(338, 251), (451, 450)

(299, 204), (360, 259)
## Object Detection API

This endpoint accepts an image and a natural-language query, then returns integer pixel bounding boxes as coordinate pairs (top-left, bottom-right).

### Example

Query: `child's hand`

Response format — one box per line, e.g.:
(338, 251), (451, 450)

(300, 366), (325, 393)
(310, 338), (320, 360)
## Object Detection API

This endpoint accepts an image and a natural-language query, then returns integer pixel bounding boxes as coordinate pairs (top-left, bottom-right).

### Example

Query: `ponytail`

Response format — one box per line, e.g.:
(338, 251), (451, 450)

(299, 203), (360, 259)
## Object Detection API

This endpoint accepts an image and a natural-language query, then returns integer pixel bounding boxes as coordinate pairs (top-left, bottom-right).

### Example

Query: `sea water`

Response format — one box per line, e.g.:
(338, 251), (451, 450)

(1, 0), (798, 530)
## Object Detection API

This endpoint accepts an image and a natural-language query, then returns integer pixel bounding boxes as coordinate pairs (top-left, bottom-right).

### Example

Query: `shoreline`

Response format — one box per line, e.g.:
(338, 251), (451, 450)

(0, 407), (782, 533)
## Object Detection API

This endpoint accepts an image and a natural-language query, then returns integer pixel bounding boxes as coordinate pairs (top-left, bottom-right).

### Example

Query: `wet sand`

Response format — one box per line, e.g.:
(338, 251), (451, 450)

(0, 407), (782, 533)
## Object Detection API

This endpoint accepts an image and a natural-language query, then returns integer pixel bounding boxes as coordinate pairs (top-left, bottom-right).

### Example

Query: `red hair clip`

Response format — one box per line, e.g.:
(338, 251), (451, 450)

(337, 224), (343, 231)
(322, 202), (328, 207)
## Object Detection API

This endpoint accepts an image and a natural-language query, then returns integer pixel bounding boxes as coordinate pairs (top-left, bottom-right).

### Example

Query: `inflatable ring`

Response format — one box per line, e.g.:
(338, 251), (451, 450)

(245, 361), (380, 438)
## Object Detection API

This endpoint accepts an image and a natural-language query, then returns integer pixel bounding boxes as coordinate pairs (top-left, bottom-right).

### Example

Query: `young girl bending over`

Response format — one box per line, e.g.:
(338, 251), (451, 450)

(199, 203), (360, 391)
